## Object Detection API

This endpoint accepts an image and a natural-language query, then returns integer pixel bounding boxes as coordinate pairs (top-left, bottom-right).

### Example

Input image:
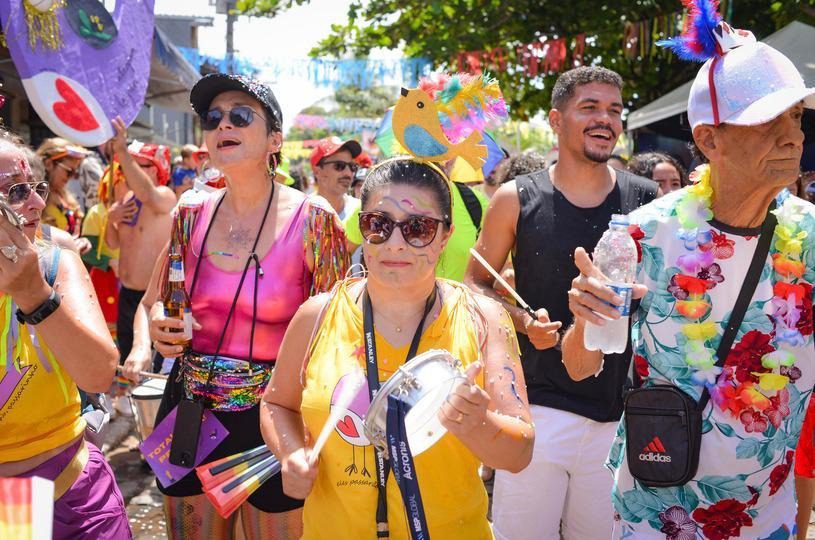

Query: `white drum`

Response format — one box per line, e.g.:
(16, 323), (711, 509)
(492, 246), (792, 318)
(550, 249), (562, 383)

(129, 378), (166, 441)
(363, 349), (465, 458)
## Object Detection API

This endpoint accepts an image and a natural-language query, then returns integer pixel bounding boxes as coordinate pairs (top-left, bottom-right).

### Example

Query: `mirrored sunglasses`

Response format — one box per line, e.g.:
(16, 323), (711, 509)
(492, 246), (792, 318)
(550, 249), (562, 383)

(359, 211), (443, 248)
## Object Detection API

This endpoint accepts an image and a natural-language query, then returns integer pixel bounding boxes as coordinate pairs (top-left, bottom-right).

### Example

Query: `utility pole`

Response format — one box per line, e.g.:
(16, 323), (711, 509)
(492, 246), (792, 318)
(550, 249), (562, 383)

(225, 0), (236, 73)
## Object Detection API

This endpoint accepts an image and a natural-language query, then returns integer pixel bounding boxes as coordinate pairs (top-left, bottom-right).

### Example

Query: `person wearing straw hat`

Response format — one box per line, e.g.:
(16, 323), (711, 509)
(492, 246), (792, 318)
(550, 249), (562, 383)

(563, 2), (815, 537)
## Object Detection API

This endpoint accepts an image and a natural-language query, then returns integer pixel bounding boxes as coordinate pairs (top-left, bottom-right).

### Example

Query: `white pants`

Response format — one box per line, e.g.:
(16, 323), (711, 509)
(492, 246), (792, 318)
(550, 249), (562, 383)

(492, 405), (618, 540)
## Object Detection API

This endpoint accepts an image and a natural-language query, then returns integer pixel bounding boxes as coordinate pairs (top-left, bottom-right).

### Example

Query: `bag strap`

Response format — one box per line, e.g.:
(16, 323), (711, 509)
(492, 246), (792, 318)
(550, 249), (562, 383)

(454, 182), (483, 236)
(46, 247), (60, 287)
(698, 207), (777, 409)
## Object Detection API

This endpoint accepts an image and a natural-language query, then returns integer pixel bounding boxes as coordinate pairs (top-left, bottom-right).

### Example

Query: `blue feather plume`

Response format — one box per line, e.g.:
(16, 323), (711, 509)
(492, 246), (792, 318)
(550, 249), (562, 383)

(657, 0), (722, 62)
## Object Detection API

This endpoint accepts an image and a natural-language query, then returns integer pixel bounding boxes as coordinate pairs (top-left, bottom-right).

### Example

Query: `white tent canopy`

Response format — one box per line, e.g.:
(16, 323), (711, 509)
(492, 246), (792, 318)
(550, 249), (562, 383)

(627, 21), (815, 131)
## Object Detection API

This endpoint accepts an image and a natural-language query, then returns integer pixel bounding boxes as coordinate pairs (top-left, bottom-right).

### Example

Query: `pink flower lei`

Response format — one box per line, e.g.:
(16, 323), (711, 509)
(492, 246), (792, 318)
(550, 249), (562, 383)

(673, 164), (808, 418)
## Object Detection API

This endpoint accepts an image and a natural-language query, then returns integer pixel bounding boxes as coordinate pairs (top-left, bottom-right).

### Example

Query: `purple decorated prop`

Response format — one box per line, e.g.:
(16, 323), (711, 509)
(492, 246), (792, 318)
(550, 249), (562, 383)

(140, 405), (229, 489)
(0, 0), (154, 146)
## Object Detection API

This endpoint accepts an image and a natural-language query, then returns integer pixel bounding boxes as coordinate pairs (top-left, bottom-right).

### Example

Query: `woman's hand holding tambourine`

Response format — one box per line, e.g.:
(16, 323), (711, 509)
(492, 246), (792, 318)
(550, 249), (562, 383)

(439, 362), (490, 436)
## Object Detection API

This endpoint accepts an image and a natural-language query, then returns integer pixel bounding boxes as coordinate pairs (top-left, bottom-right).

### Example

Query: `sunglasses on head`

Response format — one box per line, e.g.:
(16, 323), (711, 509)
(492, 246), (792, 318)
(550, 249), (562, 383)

(2, 180), (49, 205)
(320, 160), (359, 173)
(201, 106), (261, 131)
(56, 161), (78, 177)
(359, 211), (444, 248)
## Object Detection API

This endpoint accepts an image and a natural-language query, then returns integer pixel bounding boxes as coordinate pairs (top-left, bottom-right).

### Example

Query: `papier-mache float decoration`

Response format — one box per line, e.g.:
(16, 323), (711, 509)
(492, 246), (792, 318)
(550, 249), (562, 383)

(391, 72), (508, 169)
(0, 0), (153, 146)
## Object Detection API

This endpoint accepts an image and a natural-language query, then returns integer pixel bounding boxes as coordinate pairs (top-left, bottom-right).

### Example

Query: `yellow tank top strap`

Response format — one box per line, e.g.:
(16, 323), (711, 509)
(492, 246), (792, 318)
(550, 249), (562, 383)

(0, 293), (82, 462)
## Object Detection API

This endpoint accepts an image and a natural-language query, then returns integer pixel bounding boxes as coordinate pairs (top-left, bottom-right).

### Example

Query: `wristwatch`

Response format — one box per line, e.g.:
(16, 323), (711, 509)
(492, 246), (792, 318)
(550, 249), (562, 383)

(16, 289), (61, 325)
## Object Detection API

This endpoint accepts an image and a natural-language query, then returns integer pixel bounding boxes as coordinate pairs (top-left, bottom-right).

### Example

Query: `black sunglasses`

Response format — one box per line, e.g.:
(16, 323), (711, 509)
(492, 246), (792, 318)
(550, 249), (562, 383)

(320, 160), (359, 173)
(359, 211), (444, 248)
(2, 181), (49, 205)
(201, 106), (261, 131)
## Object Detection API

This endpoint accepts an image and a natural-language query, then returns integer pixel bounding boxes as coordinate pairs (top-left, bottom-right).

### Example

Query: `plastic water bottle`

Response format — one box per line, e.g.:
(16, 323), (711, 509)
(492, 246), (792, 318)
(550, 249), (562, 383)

(584, 214), (638, 354)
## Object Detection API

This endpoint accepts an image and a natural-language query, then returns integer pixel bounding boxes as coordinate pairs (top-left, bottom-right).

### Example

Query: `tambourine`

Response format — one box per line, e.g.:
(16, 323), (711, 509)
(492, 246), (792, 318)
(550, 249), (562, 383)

(363, 349), (465, 458)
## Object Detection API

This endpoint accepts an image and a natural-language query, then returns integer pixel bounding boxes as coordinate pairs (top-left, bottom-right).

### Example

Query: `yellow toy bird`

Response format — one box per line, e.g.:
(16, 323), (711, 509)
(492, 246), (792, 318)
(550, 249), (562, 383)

(391, 73), (508, 170)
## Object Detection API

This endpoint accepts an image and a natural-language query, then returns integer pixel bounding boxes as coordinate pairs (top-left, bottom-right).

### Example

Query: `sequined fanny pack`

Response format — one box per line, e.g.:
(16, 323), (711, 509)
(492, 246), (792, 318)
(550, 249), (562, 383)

(180, 353), (272, 412)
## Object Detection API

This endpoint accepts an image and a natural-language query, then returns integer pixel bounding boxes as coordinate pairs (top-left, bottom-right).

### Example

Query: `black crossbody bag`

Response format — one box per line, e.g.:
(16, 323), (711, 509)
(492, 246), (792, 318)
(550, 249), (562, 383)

(624, 209), (776, 487)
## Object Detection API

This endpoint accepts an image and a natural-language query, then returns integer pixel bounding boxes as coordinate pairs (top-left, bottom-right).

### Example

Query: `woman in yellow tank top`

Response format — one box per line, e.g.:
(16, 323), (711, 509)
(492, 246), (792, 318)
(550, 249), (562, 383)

(261, 157), (535, 539)
(0, 137), (126, 539)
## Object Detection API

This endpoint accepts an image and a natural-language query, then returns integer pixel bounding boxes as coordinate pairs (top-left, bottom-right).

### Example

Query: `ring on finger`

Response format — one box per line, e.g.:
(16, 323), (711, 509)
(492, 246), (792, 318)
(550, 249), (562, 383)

(0, 244), (18, 263)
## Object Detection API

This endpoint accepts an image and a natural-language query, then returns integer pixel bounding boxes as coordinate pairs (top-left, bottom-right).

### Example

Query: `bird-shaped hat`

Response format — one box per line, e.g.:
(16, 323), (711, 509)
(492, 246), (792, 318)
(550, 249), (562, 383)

(390, 73), (508, 171)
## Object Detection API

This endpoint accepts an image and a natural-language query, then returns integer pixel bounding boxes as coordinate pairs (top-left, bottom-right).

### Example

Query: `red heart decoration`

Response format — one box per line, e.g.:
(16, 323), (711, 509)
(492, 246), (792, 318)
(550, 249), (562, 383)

(335, 415), (359, 438)
(52, 78), (99, 132)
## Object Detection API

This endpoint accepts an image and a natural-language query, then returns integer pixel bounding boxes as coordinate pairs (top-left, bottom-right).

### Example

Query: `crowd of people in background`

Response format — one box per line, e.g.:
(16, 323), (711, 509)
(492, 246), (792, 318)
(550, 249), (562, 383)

(3, 11), (815, 540)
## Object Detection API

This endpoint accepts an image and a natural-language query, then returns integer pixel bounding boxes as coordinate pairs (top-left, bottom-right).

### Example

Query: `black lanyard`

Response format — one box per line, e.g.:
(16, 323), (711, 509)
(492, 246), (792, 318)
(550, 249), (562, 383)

(362, 284), (437, 539)
(189, 182), (275, 375)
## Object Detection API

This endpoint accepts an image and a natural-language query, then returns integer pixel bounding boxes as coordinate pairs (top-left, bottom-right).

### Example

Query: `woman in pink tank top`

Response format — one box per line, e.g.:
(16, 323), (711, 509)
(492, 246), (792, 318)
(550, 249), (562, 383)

(123, 74), (349, 539)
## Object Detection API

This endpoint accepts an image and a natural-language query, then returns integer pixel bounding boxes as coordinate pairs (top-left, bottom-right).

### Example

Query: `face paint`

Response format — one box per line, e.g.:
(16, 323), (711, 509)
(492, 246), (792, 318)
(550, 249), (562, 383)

(399, 195), (436, 216)
(379, 195), (438, 218)
(503, 366), (523, 404)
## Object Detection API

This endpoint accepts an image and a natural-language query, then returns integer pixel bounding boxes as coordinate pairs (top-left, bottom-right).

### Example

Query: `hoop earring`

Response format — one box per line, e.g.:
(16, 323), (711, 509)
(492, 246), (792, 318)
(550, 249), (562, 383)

(267, 153), (278, 177)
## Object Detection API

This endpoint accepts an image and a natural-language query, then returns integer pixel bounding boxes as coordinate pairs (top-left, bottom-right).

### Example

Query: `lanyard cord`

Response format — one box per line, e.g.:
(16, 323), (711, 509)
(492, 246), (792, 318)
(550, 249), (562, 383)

(362, 283), (438, 538)
(187, 182), (275, 391)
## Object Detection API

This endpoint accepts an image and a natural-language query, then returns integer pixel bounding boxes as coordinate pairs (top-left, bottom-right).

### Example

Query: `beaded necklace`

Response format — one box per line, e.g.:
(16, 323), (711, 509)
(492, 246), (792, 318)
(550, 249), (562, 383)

(670, 164), (808, 417)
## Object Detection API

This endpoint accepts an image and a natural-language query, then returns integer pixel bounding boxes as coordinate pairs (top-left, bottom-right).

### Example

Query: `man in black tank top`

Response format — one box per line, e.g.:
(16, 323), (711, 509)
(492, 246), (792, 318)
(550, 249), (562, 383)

(465, 67), (657, 540)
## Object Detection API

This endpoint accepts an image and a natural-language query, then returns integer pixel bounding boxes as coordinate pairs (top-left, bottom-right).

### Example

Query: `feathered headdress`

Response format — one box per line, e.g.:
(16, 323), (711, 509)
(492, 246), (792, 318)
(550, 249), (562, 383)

(657, 0), (754, 61)
(418, 72), (509, 143)
(657, 0), (722, 61)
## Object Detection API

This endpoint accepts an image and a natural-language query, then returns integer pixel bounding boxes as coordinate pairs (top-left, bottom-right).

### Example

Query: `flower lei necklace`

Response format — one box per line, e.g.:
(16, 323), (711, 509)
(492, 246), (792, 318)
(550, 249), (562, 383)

(670, 164), (808, 422)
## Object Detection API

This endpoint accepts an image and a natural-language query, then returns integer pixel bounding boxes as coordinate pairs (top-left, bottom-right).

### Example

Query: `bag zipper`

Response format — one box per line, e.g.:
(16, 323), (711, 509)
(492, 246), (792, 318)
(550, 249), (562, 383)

(626, 406), (687, 426)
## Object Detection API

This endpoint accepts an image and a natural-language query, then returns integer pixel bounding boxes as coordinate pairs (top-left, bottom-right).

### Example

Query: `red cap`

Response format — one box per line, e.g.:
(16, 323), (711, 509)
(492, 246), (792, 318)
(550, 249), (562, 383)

(310, 137), (362, 169)
(128, 141), (171, 186)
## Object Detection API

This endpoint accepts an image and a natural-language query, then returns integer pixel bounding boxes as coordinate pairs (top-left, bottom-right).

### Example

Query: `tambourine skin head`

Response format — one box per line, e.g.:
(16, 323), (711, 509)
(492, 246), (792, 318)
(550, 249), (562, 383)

(363, 349), (465, 458)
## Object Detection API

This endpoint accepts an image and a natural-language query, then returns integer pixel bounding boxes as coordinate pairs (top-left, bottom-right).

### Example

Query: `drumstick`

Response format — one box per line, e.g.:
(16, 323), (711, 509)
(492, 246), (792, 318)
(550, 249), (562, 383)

(308, 368), (365, 466)
(469, 248), (537, 318)
(116, 366), (169, 381)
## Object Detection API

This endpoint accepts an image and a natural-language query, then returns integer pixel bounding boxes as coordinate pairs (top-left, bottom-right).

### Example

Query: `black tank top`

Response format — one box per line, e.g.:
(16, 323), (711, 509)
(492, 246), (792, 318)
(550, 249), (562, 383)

(513, 169), (657, 422)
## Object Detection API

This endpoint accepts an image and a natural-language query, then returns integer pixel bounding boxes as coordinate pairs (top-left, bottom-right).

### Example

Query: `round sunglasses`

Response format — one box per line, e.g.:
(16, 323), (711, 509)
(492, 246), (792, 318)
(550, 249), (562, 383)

(1, 181), (49, 206)
(201, 106), (262, 131)
(359, 211), (444, 248)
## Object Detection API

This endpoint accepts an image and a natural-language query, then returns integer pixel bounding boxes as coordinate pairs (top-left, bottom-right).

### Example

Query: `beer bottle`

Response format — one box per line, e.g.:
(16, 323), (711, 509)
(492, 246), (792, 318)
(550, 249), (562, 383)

(163, 246), (192, 352)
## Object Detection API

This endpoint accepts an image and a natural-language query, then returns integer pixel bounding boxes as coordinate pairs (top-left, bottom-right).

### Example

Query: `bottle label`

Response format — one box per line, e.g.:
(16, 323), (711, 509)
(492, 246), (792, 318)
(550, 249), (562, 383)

(169, 261), (185, 282)
(183, 308), (193, 340)
(607, 282), (633, 316)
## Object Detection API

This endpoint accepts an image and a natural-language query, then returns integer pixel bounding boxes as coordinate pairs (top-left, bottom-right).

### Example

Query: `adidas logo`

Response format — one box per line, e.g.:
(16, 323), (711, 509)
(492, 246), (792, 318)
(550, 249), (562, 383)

(638, 436), (672, 463)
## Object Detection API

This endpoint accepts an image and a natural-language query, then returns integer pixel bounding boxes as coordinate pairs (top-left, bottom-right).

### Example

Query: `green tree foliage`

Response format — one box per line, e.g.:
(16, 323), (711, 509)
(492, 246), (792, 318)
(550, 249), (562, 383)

(237, 0), (815, 119)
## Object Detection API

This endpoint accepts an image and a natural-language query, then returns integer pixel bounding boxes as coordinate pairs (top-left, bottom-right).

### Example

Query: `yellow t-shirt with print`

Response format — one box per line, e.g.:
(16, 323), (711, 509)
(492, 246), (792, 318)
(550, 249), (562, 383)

(301, 278), (492, 540)
(0, 295), (83, 461)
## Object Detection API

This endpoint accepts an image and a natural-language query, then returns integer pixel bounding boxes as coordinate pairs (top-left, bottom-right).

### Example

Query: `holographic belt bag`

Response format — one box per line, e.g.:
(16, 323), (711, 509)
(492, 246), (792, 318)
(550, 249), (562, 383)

(180, 352), (272, 412)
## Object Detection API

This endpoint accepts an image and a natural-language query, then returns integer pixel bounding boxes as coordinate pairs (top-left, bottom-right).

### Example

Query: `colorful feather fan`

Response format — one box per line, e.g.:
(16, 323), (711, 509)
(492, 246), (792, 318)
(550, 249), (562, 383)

(657, 0), (722, 61)
(196, 445), (281, 519)
(418, 73), (509, 144)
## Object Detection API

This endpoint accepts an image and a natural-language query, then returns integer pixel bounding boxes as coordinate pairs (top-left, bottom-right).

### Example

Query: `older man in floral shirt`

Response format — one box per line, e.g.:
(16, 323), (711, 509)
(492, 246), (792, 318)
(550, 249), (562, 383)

(561, 9), (815, 540)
